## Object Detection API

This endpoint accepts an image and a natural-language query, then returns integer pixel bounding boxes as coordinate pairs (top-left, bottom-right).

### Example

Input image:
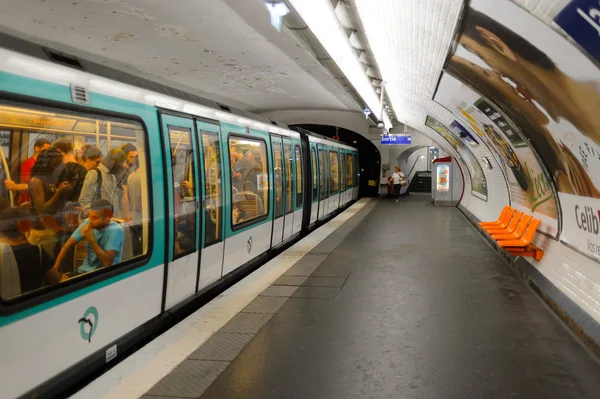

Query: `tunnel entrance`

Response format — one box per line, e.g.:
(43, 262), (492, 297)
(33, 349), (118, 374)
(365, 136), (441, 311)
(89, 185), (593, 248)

(291, 124), (381, 197)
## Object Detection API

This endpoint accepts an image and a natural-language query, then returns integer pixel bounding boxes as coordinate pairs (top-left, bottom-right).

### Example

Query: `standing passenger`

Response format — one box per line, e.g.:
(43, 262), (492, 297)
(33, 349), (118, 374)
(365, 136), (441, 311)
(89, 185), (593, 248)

(78, 148), (126, 211)
(389, 166), (405, 203)
(81, 146), (103, 171)
(4, 138), (51, 205)
(29, 147), (73, 214)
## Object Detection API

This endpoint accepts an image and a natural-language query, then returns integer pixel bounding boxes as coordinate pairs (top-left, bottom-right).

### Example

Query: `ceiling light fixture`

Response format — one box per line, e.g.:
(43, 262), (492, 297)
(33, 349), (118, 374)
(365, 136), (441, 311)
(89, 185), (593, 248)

(287, 0), (392, 130)
(265, 1), (290, 32)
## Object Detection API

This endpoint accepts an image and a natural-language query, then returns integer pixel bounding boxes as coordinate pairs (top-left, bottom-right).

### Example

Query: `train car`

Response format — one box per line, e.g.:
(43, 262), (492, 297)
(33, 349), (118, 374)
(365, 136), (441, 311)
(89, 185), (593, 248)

(0, 35), (359, 399)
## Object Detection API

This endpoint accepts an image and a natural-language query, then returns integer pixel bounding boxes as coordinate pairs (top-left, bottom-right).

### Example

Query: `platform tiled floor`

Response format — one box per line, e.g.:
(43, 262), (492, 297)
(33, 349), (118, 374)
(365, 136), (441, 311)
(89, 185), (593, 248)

(144, 196), (600, 399)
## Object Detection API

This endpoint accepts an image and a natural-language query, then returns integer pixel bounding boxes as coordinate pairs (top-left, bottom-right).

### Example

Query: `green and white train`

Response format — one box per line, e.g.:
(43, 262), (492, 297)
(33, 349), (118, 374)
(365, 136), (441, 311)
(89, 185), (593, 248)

(0, 35), (359, 398)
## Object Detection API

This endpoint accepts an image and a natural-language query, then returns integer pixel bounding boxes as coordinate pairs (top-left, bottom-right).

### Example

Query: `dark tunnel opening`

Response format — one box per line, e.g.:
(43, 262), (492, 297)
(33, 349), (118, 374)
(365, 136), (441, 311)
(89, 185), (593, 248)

(290, 124), (381, 197)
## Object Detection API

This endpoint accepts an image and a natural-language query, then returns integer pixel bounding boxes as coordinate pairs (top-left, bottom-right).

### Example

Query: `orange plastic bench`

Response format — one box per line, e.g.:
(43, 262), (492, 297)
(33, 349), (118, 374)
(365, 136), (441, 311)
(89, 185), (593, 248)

(485, 211), (524, 235)
(497, 218), (545, 261)
(479, 206), (513, 227)
(490, 213), (532, 240)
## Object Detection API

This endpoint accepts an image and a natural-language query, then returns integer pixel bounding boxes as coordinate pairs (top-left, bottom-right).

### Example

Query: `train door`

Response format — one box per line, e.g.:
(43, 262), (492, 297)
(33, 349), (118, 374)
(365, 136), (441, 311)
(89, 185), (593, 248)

(317, 144), (328, 220)
(353, 153), (359, 199)
(196, 120), (225, 290)
(328, 148), (340, 213)
(160, 114), (202, 310)
(282, 137), (294, 241)
(339, 149), (346, 207)
(292, 139), (303, 234)
(222, 127), (271, 275)
(310, 144), (319, 224)
(270, 135), (284, 247)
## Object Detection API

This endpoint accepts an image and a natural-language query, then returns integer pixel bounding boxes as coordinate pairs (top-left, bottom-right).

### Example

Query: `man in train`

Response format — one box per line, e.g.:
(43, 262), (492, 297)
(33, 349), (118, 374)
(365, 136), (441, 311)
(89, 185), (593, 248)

(114, 143), (138, 221)
(3, 137), (51, 205)
(232, 148), (261, 193)
(79, 148), (126, 212)
(52, 199), (124, 276)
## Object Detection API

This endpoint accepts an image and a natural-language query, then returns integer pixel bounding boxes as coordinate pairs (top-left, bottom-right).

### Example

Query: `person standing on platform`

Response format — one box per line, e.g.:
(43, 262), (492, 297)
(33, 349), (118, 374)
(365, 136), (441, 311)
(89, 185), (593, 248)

(390, 166), (405, 203)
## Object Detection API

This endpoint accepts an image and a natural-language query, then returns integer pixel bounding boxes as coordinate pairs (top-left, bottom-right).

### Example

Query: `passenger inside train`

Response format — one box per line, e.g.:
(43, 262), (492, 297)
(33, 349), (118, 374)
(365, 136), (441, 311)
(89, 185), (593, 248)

(0, 102), (150, 300)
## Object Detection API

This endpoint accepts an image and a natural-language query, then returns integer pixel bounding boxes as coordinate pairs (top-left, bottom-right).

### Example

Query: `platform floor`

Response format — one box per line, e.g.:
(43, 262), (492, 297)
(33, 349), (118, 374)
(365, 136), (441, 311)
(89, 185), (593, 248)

(143, 196), (600, 399)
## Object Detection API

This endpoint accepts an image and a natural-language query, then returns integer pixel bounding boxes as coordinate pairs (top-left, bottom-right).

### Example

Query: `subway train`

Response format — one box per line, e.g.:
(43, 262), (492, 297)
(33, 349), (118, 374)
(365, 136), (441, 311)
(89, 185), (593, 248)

(0, 37), (359, 399)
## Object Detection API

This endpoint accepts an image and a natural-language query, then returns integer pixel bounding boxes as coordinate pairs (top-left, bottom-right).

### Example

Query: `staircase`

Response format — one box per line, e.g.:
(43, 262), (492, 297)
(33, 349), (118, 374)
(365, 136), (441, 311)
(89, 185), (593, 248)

(408, 171), (431, 193)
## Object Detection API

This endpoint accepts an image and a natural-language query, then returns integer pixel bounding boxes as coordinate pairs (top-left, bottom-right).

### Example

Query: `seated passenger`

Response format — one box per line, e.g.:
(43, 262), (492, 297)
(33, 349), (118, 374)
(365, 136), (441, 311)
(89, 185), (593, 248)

(232, 204), (248, 224)
(78, 148), (126, 211)
(0, 207), (61, 294)
(52, 199), (124, 275)
(29, 147), (74, 214)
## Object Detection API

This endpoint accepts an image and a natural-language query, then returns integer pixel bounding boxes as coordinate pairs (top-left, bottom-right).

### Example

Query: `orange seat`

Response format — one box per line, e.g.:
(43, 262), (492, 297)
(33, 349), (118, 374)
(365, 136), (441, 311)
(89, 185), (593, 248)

(479, 206), (513, 227)
(506, 244), (545, 261)
(491, 213), (533, 240)
(497, 218), (541, 248)
(485, 211), (524, 235)
(480, 208), (515, 231)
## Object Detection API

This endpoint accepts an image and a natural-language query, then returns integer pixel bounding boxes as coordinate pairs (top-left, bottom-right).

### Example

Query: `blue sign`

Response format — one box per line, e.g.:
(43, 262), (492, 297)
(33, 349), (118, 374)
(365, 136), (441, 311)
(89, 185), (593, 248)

(449, 121), (479, 146)
(380, 135), (412, 145)
(555, 0), (600, 64)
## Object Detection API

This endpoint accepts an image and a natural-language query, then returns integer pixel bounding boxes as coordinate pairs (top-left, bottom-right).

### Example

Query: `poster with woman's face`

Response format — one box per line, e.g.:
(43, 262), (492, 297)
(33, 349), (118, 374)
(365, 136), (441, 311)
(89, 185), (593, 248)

(425, 115), (487, 200)
(438, 0), (600, 257)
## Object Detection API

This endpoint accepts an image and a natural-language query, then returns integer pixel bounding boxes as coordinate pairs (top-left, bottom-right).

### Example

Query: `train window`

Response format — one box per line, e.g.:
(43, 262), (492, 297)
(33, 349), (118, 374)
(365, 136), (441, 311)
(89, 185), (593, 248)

(272, 140), (283, 218)
(353, 154), (358, 185)
(294, 145), (303, 207)
(318, 148), (327, 199)
(283, 142), (293, 213)
(201, 132), (222, 246)
(311, 148), (317, 201)
(0, 101), (150, 301)
(229, 136), (268, 227)
(169, 126), (197, 257)
(329, 151), (339, 194)
(346, 154), (353, 187)
(340, 153), (346, 192)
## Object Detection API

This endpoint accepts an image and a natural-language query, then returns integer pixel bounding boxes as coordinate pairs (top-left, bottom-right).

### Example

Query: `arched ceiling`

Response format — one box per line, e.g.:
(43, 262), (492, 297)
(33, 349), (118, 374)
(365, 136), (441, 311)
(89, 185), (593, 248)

(0, 0), (359, 114)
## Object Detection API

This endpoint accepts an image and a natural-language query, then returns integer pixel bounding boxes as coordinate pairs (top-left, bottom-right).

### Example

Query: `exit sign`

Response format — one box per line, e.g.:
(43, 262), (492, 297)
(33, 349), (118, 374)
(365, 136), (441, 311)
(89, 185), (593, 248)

(380, 135), (412, 145)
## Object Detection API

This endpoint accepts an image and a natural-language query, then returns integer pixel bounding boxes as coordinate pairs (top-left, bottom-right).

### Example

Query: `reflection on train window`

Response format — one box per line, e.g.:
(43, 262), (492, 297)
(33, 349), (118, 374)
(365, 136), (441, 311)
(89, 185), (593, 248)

(318, 148), (327, 199)
(229, 136), (268, 227)
(201, 132), (222, 246)
(294, 145), (303, 207)
(169, 126), (197, 256)
(311, 148), (318, 201)
(329, 151), (339, 194)
(283, 142), (293, 213)
(0, 101), (150, 301)
(340, 153), (346, 192)
(346, 154), (353, 187)
(272, 141), (283, 218)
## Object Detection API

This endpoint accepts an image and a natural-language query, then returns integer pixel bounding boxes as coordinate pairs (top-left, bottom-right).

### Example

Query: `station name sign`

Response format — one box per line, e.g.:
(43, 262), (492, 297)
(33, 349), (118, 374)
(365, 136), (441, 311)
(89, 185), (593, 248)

(380, 135), (412, 145)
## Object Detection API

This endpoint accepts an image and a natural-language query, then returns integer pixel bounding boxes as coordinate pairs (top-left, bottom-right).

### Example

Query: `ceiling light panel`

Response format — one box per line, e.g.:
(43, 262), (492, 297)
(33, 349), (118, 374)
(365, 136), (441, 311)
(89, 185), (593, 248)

(288, 0), (392, 129)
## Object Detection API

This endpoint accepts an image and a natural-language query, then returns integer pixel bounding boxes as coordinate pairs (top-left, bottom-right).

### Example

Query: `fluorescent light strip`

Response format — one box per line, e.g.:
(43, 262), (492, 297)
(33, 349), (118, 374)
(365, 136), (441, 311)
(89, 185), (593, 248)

(288, 0), (392, 130)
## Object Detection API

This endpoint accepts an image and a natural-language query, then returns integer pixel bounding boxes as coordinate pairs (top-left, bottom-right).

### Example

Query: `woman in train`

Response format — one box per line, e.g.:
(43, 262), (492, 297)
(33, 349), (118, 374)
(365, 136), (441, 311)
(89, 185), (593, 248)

(28, 147), (74, 215)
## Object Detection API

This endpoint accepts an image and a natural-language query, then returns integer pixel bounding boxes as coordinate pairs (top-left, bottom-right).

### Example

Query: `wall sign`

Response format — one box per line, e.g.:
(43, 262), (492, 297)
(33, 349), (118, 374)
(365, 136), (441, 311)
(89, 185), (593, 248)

(555, 0), (600, 64)
(380, 135), (412, 145)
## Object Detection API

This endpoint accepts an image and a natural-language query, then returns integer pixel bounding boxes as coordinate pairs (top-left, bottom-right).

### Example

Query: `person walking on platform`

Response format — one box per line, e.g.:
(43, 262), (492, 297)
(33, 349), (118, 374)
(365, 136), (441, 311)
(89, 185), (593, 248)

(390, 166), (405, 202)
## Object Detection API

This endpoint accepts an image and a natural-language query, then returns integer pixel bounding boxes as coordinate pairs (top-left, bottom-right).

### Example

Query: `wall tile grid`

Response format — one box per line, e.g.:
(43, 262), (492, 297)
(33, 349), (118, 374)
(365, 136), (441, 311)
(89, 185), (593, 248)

(356, 0), (600, 331)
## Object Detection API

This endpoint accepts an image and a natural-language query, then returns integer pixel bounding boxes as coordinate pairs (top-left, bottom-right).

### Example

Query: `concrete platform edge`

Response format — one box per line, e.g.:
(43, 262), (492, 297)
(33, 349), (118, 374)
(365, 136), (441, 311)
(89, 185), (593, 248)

(457, 204), (600, 359)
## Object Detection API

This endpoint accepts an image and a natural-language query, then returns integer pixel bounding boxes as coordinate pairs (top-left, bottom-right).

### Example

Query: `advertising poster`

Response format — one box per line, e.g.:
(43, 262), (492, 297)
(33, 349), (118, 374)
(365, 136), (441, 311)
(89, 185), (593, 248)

(437, 164), (450, 191)
(449, 120), (479, 147)
(426, 116), (487, 200)
(437, 0), (600, 256)
(434, 73), (558, 236)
